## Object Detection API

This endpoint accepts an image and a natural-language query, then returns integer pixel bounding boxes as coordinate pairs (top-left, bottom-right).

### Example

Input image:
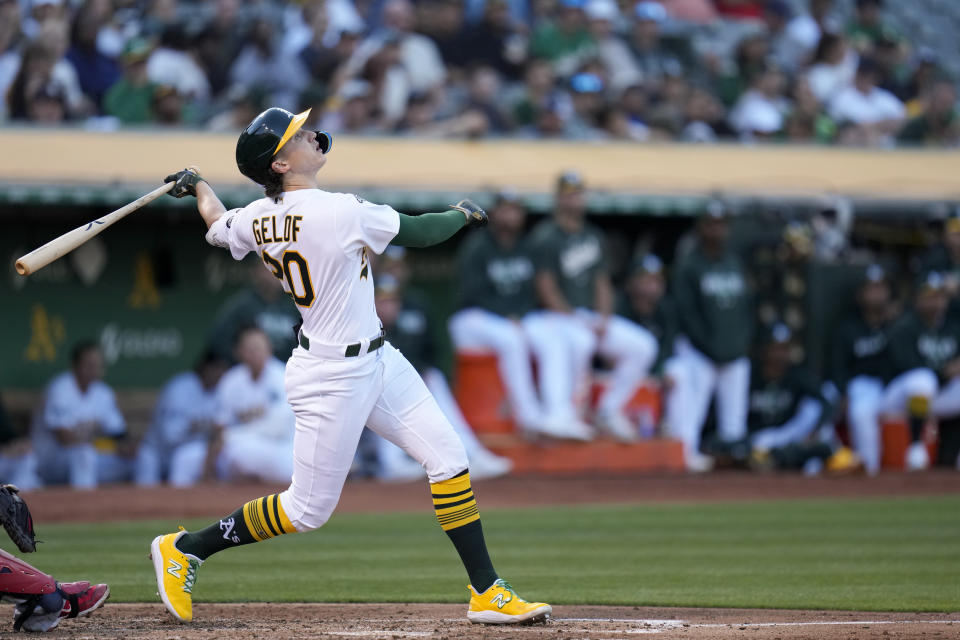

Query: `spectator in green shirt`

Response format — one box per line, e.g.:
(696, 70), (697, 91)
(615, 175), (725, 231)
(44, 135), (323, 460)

(847, 0), (899, 54)
(103, 37), (157, 125)
(530, 0), (594, 75)
(898, 79), (959, 147)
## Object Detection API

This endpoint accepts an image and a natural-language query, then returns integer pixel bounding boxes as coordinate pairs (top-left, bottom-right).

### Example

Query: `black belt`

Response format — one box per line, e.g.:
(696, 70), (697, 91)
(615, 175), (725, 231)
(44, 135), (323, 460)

(298, 330), (385, 357)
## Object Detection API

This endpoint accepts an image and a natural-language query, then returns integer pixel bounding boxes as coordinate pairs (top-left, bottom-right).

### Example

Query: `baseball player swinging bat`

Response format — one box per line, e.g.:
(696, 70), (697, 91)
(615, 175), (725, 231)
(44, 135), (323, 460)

(14, 181), (175, 276)
(149, 107), (551, 626)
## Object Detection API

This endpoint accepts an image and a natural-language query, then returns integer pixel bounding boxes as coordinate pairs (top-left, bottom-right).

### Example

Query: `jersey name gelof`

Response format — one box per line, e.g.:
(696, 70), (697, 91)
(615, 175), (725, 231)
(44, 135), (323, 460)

(253, 215), (303, 245)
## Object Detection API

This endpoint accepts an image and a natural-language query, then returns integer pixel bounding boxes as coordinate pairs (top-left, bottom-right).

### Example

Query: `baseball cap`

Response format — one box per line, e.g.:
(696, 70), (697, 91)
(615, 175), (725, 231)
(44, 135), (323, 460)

(766, 322), (793, 344)
(383, 245), (407, 261)
(630, 253), (664, 276)
(634, 1), (667, 23)
(153, 84), (180, 100)
(917, 270), (947, 293)
(374, 273), (401, 296)
(556, 170), (585, 193)
(494, 187), (521, 205)
(585, 0), (619, 21)
(702, 199), (728, 219)
(121, 37), (154, 64)
(570, 72), (604, 94)
(863, 263), (887, 284)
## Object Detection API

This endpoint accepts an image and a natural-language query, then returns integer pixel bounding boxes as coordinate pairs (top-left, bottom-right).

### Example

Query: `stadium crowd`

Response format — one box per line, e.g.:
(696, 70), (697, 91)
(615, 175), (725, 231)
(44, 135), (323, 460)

(0, 0), (958, 145)
(3, 172), (960, 488)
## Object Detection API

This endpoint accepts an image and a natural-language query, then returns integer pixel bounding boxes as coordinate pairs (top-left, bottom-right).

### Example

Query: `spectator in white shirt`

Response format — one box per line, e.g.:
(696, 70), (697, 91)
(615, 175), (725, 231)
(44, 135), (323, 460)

(228, 17), (310, 111)
(829, 57), (905, 146)
(375, 0), (446, 94)
(783, 0), (841, 68)
(729, 61), (789, 139)
(146, 23), (211, 103)
(805, 33), (858, 105)
(584, 0), (641, 92)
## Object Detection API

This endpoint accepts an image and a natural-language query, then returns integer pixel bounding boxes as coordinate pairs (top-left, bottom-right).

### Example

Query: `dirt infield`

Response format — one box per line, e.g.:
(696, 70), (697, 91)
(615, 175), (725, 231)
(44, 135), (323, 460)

(40, 603), (960, 639)
(23, 469), (960, 524)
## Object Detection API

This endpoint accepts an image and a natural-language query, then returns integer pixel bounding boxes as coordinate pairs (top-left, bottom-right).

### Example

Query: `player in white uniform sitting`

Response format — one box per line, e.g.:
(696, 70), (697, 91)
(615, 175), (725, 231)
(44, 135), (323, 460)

(135, 352), (228, 487)
(150, 107), (551, 625)
(214, 327), (296, 483)
(33, 342), (130, 488)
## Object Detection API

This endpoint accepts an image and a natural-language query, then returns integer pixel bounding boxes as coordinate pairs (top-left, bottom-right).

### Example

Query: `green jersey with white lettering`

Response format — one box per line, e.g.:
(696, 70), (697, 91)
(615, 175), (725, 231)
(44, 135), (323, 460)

(457, 228), (536, 317)
(830, 313), (891, 388)
(887, 311), (960, 381)
(747, 366), (823, 433)
(530, 220), (606, 310)
(672, 245), (753, 363)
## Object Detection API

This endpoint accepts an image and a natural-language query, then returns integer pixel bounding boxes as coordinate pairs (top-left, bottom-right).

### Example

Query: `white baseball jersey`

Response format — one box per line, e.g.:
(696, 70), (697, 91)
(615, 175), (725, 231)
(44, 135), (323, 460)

(39, 372), (125, 435)
(216, 357), (293, 438)
(206, 190), (400, 345)
(148, 372), (220, 447)
(33, 371), (125, 467)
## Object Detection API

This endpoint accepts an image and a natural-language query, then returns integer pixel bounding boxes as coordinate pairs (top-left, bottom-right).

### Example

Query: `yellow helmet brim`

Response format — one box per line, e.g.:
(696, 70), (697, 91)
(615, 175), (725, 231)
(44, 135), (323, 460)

(273, 108), (312, 155)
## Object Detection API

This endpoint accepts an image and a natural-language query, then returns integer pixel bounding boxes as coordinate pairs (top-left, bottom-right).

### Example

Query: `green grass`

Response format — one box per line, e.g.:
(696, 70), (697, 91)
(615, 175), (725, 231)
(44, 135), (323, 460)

(9, 496), (960, 611)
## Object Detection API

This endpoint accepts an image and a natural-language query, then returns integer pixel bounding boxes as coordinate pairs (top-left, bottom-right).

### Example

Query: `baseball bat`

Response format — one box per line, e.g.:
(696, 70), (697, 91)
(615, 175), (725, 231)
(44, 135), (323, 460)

(15, 182), (174, 276)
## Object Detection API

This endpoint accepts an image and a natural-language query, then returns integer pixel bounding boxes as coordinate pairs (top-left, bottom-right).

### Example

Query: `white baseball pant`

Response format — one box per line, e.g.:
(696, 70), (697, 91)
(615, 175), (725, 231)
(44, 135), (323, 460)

(848, 368), (937, 474)
(522, 310), (657, 424)
(37, 445), (129, 488)
(135, 440), (209, 487)
(932, 376), (960, 417)
(448, 308), (544, 429)
(670, 337), (750, 457)
(881, 368), (938, 416)
(522, 311), (594, 424)
(0, 453), (39, 491)
(278, 342), (468, 531)
(844, 375), (884, 475)
(749, 398), (823, 451)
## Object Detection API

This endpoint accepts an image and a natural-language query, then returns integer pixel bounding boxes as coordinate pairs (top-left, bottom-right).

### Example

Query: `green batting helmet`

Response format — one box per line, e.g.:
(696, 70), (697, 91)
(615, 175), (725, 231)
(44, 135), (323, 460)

(235, 107), (333, 185)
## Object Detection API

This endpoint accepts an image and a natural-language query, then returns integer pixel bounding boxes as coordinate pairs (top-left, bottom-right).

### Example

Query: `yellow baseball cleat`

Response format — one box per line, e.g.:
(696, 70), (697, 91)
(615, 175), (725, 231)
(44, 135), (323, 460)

(467, 579), (552, 624)
(150, 529), (202, 622)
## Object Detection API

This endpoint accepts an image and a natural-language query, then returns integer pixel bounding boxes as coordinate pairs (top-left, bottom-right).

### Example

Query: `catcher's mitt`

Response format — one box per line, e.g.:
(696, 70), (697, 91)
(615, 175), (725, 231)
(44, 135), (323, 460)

(0, 484), (37, 552)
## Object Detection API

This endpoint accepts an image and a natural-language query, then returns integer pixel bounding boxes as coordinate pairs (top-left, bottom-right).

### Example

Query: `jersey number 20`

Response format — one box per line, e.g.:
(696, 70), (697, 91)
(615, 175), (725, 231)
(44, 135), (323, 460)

(262, 251), (315, 307)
